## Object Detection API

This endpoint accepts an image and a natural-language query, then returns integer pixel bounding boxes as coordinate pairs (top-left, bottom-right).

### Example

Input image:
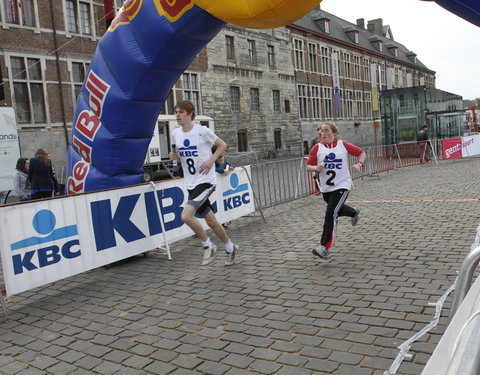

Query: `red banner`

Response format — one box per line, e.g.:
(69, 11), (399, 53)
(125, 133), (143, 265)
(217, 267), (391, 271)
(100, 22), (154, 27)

(441, 138), (462, 160)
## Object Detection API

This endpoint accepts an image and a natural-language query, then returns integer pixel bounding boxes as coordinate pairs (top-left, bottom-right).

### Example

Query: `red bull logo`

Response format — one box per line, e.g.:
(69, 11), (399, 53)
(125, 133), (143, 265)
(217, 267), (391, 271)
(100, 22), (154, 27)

(153, 0), (195, 22)
(108, 0), (143, 32)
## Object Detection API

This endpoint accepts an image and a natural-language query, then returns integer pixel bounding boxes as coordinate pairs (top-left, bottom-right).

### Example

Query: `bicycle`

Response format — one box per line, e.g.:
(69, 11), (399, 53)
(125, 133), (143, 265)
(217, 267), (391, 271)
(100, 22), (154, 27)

(260, 147), (278, 159)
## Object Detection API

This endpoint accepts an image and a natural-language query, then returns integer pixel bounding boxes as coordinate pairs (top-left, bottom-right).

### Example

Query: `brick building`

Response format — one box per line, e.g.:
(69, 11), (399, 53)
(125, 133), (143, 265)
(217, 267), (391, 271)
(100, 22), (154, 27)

(0, 0), (106, 180)
(289, 6), (436, 150)
(0, 1), (438, 182)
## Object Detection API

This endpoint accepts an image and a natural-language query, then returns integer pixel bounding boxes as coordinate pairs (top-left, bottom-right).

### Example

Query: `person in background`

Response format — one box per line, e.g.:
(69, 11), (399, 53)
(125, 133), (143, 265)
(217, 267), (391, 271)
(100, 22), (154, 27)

(169, 100), (239, 266)
(28, 148), (59, 200)
(12, 157), (31, 201)
(306, 121), (366, 260)
(212, 145), (235, 176)
(416, 124), (430, 163)
(47, 152), (60, 195)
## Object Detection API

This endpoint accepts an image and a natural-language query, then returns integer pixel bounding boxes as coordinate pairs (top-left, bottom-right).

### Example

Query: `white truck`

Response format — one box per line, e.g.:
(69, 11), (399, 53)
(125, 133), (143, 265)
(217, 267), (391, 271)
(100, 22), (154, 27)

(143, 114), (215, 181)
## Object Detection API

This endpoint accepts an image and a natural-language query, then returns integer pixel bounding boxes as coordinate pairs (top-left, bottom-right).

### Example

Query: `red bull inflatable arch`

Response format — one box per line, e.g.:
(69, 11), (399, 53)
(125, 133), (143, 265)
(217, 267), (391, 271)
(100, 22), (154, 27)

(66, 0), (480, 194)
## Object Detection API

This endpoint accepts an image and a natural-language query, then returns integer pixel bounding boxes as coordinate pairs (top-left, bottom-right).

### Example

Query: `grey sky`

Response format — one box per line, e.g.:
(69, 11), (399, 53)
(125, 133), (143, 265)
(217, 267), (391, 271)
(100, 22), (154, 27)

(321, 0), (480, 100)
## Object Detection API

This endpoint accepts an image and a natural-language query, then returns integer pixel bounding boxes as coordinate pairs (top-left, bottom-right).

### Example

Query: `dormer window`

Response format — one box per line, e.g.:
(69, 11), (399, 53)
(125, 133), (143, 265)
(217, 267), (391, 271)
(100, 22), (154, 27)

(324, 20), (330, 34)
(386, 44), (398, 57)
(369, 36), (383, 52)
(313, 13), (330, 34)
(344, 26), (359, 44)
(406, 51), (417, 64)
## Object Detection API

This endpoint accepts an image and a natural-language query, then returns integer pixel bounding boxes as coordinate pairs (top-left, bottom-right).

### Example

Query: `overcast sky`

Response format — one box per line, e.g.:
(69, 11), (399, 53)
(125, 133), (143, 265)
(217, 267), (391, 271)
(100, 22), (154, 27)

(320, 0), (480, 100)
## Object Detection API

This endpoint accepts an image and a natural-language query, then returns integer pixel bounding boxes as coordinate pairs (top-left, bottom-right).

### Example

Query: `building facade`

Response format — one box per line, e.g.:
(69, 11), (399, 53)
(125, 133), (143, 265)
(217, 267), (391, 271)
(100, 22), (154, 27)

(288, 7), (436, 150)
(381, 86), (464, 145)
(0, 2), (442, 184)
(0, 0), (106, 180)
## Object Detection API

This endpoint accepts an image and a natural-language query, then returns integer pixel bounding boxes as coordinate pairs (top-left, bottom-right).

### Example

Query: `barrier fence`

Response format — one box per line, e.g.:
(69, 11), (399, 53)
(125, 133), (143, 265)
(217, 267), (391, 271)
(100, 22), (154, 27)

(250, 140), (439, 210)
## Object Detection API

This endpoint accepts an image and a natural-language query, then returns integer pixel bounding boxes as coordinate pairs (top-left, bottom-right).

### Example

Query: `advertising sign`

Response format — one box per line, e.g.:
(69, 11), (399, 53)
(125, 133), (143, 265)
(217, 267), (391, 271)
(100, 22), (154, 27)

(0, 167), (254, 296)
(0, 108), (20, 191)
(442, 135), (480, 160)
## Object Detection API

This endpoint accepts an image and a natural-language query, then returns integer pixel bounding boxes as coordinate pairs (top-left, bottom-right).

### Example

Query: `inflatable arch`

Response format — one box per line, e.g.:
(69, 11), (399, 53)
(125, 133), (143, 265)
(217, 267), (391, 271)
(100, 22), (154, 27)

(67, 0), (479, 194)
(66, 0), (320, 194)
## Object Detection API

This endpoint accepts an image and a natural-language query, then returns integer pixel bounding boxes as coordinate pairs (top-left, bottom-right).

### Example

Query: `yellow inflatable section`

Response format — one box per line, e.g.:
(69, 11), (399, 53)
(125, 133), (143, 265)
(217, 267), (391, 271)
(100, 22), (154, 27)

(196, 0), (323, 28)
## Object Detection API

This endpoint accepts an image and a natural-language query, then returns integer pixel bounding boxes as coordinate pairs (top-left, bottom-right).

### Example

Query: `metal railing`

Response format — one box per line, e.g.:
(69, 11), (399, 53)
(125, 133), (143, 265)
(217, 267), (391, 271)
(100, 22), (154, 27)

(243, 141), (439, 211)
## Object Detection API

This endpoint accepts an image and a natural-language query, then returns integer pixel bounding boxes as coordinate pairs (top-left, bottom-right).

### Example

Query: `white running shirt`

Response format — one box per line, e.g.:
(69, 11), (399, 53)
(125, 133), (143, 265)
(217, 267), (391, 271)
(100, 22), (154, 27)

(172, 124), (218, 190)
(316, 140), (352, 192)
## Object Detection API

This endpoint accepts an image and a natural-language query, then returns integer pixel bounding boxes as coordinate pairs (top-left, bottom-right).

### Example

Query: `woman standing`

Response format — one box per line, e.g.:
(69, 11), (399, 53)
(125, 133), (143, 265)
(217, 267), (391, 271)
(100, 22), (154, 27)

(306, 121), (366, 260)
(12, 157), (31, 201)
(28, 148), (58, 200)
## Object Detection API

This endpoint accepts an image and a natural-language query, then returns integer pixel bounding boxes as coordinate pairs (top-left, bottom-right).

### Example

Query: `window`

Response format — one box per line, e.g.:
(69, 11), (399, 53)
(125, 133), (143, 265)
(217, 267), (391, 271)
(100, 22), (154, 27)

(250, 88), (260, 112)
(66, 0), (92, 35)
(284, 99), (290, 113)
(230, 86), (240, 112)
(237, 130), (248, 152)
(182, 73), (200, 112)
(363, 58), (370, 82)
(71, 61), (89, 106)
(324, 20), (330, 34)
(311, 86), (320, 119)
(247, 40), (257, 65)
(274, 128), (282, 150)
(298, 84), (308, 119)
(343, 52), (351, 79)
(3, 0), (35, 26)
(354, 32), (359, 44)
(364, 91), (372, 117)
(10, 56), (46, 124)
(272, 90), (280, 112)
(294, 39), (304, 70)
(308, 43), (317, 72)
(353, 55), (361, 80)
(267, 45), (276, 70)
(226, 35), (235, 61)
(320, 46), (330, 75)
(322, 87), (332, 118)
(160, 90), (175, 115)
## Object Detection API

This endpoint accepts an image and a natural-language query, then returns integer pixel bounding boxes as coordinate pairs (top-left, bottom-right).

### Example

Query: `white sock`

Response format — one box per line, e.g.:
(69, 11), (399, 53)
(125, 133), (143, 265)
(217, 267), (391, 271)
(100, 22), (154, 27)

(202, 239), (212, 248)
(225, 240), (234, 253)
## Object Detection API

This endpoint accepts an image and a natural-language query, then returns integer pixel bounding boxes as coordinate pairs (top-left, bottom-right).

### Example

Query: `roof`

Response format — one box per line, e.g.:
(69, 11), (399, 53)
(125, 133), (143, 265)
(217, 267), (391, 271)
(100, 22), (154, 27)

(292, 8), (433, 72)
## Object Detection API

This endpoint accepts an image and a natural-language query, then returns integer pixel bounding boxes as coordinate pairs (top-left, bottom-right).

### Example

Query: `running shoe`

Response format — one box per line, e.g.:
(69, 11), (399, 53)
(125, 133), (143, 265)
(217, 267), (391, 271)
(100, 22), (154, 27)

(312, 246), (331, 260)
(225, 245), (239, 266)
(351, 207), (360, 226)
(202, 244), (217, 265)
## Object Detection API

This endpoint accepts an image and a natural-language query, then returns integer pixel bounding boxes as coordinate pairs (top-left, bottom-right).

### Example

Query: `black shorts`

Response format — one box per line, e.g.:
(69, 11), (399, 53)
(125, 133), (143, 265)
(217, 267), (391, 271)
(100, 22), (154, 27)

(187, 183), (216, 218)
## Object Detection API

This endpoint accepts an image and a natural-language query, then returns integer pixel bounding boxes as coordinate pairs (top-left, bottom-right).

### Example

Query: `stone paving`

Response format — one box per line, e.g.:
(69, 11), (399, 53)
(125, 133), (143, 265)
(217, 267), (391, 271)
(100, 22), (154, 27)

(0, 157), (479, 375)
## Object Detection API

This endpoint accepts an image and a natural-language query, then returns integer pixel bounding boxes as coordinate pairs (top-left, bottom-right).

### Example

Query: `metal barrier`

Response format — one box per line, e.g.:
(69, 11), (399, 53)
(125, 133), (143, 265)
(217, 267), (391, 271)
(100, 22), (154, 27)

(449, 225), (480, 319)
(247, 141), (439, 211)
(249, 157), (310, 210)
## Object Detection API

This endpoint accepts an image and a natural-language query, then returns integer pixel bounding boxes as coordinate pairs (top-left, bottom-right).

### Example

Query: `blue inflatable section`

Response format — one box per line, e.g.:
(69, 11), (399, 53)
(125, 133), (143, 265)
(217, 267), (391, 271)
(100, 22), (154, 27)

(66, 1), (225, 194)
(432, 0), (480, 27)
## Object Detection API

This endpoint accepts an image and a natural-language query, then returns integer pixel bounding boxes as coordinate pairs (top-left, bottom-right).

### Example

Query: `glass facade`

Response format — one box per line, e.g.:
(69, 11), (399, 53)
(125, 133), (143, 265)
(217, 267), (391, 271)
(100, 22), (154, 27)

(380, 86), (464, 145)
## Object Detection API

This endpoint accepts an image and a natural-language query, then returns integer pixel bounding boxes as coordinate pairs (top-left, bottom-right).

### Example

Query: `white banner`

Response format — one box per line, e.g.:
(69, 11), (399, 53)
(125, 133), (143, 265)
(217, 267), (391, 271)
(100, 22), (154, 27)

(461, 135), (480, 157)
(0, 167), (254, 296)
(0, 107), (20, 191)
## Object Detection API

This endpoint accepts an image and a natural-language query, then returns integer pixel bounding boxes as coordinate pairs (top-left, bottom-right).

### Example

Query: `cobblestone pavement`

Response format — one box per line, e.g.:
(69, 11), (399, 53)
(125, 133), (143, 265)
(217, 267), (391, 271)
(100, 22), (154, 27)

(1, 157), (479, 375)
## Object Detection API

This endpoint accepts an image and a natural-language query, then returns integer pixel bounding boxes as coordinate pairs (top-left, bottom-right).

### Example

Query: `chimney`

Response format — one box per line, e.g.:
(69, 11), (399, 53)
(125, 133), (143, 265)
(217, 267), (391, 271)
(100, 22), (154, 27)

(356, 18), (365, 29)
(367, 18), (383, 35)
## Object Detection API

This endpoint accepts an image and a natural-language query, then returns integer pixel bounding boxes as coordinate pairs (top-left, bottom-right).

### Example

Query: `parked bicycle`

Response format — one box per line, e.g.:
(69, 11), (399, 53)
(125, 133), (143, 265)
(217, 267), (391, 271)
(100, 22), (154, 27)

(260, 147), (278, 159)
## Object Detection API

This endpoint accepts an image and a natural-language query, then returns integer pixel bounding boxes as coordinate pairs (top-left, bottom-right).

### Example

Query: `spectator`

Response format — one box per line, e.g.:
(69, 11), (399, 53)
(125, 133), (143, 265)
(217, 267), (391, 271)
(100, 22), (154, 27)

(416, 124), (430, 163)
(12, 157), (31, 201)
(28, 148), (59, 200)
